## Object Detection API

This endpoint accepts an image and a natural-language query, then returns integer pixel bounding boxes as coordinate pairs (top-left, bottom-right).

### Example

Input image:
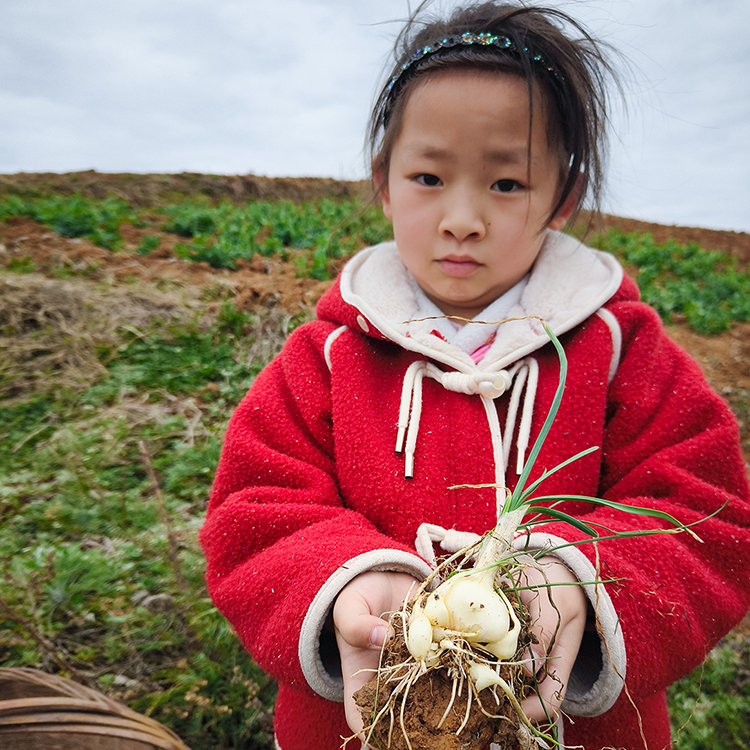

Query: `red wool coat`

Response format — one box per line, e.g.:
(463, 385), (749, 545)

(200, 234), (750, 750)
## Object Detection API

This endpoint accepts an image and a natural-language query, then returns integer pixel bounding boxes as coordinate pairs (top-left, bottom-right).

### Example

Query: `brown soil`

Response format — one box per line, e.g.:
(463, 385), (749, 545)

(354, 613), (532, 750)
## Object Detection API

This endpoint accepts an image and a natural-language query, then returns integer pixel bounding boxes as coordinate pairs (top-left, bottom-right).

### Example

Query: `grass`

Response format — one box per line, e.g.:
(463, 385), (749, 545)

(0, 293), (293, 749)
(0, 192), (748, 748)
(670, 636), (750, 750)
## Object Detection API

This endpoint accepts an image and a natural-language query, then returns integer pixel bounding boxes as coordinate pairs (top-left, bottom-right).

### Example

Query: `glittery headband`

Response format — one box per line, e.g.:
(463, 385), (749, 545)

(380, 30), (560, 125)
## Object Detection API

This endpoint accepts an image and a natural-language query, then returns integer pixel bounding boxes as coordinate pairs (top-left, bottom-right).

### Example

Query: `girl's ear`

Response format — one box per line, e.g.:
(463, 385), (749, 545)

(372, 164), (393, 220)
(548, 175), (582, 231)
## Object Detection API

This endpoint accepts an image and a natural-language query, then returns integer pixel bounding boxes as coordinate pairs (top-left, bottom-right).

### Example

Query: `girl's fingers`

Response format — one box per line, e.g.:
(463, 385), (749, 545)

(335, 630), (381, 735)
(520, 632), (581, 721)
(333, 572), (421, 739)
(517, 560), (587, 723)
(333, 572), (416, 649)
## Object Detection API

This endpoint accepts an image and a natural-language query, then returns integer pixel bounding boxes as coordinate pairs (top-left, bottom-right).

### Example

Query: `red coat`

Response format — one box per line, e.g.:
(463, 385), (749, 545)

(200, 235), (750, 750)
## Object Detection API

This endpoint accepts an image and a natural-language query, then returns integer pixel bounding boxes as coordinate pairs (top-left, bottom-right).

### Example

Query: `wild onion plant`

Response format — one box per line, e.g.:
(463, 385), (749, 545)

(355, 320), (706, 750)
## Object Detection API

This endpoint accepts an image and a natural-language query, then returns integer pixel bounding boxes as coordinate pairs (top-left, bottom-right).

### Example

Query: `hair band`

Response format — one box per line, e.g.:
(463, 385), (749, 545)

(380, 31), (560, 126)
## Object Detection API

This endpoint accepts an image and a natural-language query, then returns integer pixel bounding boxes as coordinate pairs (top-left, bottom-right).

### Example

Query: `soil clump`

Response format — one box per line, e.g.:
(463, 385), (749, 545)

(354, 625), (529, 750)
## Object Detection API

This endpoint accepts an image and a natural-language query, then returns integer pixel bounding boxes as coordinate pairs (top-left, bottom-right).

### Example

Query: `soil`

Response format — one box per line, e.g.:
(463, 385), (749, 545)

(354, 603), (533, 750)
(354, 643), (517, 750)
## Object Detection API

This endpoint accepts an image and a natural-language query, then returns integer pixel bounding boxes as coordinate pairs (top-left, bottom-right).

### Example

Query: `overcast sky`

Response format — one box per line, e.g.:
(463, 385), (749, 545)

(1, 0), (748, 232)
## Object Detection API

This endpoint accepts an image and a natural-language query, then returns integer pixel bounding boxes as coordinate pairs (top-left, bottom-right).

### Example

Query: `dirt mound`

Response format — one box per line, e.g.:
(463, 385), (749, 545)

(592, 213), (750, 269)
(0, 170), (371, 207)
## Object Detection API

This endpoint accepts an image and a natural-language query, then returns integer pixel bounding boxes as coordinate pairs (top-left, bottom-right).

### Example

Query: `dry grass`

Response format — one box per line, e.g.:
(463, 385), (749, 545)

(0, 275), (207, 401)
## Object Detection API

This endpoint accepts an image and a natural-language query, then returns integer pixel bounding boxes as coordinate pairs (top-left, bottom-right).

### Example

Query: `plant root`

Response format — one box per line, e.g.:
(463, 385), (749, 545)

(354, 600), (545, 750)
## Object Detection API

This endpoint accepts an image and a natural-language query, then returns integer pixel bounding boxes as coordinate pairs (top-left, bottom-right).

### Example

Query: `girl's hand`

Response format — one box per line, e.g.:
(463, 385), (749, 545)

(333, 571), (421, 738)
(518, 559), (587, 723)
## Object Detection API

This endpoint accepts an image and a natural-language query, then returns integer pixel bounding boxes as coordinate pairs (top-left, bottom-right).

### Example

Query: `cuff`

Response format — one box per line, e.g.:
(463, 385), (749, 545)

(512, 532), (626, 717)
(298, 548), (432, 701)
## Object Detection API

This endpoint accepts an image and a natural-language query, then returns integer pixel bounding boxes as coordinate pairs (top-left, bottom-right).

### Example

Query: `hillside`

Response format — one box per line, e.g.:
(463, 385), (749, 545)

(2, 172), (748, 462)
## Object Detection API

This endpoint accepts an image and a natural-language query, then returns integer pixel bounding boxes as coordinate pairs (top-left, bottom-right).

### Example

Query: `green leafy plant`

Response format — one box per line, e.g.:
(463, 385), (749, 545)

(0, 194), (137, 250)
(160, 197), (391, 275)
(137, 234), (162, 255)
(6, 256), (37, 273)
(594, 230), (750, 334)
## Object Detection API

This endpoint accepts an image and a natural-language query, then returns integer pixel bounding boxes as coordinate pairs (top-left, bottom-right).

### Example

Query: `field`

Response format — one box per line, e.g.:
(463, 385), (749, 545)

(1, 171), (749, 750)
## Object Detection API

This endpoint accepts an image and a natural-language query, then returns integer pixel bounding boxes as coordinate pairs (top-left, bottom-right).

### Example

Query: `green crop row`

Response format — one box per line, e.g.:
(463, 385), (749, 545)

(164, 197), (393, 278)
(0, 193), (393, 280)
(0, 194), (140, 250)
(593, 229), (750, 335)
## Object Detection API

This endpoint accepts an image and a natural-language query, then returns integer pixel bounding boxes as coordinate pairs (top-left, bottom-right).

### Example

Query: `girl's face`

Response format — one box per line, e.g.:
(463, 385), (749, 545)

(379, 69), (575, 320)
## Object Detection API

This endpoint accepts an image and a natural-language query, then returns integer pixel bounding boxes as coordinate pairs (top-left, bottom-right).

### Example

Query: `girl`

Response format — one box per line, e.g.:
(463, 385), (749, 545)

(200, 3), (750, 749)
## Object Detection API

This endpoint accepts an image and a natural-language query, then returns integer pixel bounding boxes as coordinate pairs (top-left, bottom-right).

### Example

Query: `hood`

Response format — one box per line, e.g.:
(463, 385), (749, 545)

(318, 230), (624, 372)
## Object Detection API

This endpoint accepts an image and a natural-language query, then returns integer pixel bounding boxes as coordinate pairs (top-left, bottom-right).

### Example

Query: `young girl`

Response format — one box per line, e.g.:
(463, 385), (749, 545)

(200, 3), (750, 749)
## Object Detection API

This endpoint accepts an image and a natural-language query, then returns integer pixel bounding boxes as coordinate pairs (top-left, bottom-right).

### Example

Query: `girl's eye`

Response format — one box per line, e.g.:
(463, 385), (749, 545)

(492, 179), (521, 193)
(415, 174), (442, 187)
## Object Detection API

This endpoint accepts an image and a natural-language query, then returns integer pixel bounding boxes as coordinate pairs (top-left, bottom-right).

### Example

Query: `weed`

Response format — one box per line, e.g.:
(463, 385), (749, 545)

(6, 256), (37, 273)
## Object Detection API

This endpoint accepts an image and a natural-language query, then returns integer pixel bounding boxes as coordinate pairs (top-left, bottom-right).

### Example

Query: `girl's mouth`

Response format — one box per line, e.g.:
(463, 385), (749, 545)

(438, 256), (481, 278)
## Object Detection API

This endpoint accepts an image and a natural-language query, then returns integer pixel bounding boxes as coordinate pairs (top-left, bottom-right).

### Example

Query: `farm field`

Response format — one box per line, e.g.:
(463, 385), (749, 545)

(1, 172), (749, 750)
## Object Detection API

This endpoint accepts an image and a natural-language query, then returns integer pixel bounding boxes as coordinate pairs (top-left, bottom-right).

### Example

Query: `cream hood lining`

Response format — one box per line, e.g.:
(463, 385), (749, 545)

(339, 231), (623, 371)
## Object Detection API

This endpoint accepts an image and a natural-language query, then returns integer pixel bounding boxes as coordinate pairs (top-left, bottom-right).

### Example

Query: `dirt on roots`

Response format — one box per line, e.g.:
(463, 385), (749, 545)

(354, 600), (535, 750)
(354, 636), (522, 750)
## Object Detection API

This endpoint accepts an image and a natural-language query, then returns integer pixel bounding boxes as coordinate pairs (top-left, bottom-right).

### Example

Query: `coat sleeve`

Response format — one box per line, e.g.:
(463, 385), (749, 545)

(199, 322), (427, 695)
(538, 300), (750, 708)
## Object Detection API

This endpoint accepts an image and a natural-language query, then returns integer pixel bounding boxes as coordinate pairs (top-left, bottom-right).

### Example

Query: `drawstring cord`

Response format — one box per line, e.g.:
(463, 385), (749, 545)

(398, 358), (539, 566)
(504, 358), (539, 476)
(395, 362), (513, 479)
(395, 358), (538, 487)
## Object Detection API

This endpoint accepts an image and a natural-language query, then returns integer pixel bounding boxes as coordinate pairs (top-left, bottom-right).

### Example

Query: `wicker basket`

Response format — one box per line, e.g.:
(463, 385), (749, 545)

(0, 668), (193, 750)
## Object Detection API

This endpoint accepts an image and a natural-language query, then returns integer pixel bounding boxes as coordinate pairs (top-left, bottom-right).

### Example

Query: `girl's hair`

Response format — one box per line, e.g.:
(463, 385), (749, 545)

(368, 1), (620, 227)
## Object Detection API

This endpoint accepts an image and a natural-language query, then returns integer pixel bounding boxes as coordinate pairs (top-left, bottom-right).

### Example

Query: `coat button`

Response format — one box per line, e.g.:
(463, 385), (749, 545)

(356, 315), (369, 332)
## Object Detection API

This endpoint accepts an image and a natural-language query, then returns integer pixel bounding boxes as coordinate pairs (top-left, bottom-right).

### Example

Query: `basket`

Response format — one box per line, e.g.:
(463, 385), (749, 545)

(0, 668), (192, 750)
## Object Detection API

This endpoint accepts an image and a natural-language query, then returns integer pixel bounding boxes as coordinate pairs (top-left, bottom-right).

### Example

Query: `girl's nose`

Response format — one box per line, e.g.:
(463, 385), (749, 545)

(438, 195), (486, 242)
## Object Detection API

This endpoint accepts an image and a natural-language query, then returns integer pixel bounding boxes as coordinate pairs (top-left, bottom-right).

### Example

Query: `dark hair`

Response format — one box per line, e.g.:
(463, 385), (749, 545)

(368, 1), (620, 227)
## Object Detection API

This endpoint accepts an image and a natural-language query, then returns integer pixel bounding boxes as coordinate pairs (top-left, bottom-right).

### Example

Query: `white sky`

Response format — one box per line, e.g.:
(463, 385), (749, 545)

(1, 0), (748, 232)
